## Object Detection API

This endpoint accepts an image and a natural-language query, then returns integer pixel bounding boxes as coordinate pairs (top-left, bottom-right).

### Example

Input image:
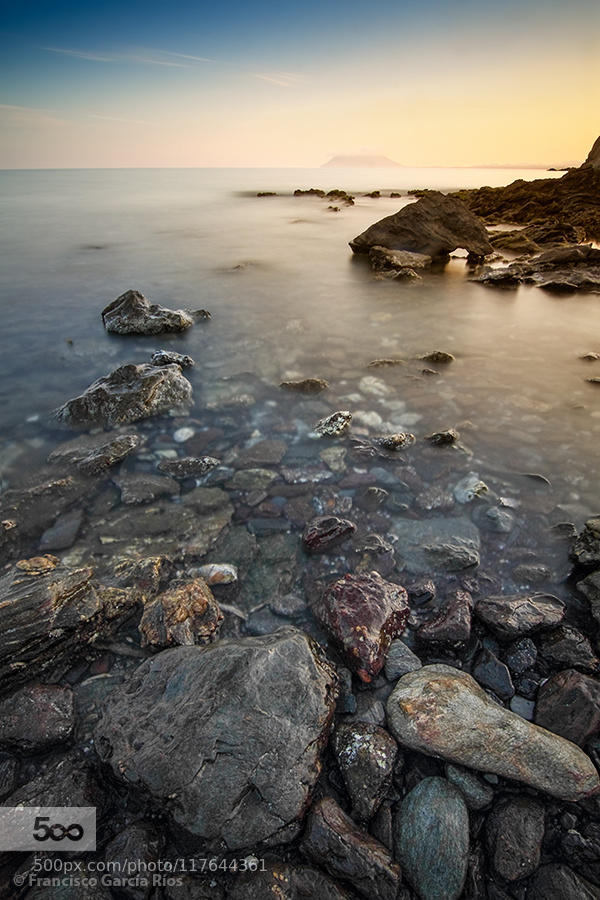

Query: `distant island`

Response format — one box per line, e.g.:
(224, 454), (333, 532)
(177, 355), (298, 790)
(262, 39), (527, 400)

(321, 154), (402, 168)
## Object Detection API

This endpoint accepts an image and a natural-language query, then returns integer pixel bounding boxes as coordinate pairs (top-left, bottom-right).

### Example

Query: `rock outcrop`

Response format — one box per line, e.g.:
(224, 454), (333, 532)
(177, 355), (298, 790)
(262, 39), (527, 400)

(55, 363), (192, 427)
(95, 628), (337, 850)
(350, 192), (492, 259)
(102, 290), (193, 335)
(583, 135), (600, 169)
(471, 245), (600, 294)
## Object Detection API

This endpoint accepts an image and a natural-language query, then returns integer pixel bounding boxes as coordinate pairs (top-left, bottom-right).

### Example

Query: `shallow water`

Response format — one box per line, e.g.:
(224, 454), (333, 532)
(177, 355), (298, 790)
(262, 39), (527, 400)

(0, 166), (598, 573)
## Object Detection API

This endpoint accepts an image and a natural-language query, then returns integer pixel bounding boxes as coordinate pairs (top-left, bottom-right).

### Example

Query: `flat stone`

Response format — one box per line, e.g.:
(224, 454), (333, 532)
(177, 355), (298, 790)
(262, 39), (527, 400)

(475, 592), (565, 639)
(114, 472), (179, 504)
(386, 664), (600, 801)
(49, 432), (142, 475)
(139, 578), (223, 648)
(486, 797), (545, 882)
(234, 440), (287, 467)
(102, 289), (193, 335)
(95, 628), (337, 850)
(391, 517), (480, 574)
(0, 683), (74, 751)
(473, 648), (515, 700)
(333, 722), (398, 821)
(55, 364), (192, 428)
(300, 796), (401, 900)
(315, 571), (410, 682)
(227, 468), (279, 492)
(157, 456), (220, 479)
(384, 640), (422, 681)
(280, 378), (329, 394)
(535, 669), (600, 745)
(417, 590), (473, 643)
(393, 776), (469, 900)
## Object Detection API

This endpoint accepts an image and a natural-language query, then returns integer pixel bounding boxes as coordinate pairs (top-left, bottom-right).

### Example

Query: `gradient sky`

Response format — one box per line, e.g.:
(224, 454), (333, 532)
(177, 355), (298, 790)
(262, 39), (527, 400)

(1, 0), (598, 168)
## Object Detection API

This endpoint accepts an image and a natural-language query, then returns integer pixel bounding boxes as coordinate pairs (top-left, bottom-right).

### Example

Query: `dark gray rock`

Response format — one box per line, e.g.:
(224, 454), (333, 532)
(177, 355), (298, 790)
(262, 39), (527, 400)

(49, 432), (142, 475)
(56, 364), (192, 428)
(386, 664), (600, 800)
(538, 625), (599, 672)
(475, 592), (565, 639)
(104, 822), (163, 900)
(6, 752), (104, 810)
(393, 776), (469, 900)
(157, 456), (220, 479)
(418, 590), (473, 643)
(350, 192), (492, 258)
(300, 796), (401, 900)
(572, 517), (600, 568)
(0, 683), (73, 751)
(39, 507), (83, 551)
(504, 637), (538, 675)
(102, 289), (193, 335)
(485, 796), (545, 882)
(226, 859), (352, 900)
(528, 864), (600, 900)
(139, 578), (223, 648)
(471, 245), (600, 294)
(302, 515), (356, 553)
(578, 569), (600, 624)
(473, 648), (515, 700)
(391, 517), (480, 574)
(151, 349), (195, 368)
(280, 377), (329, 394)
(535, 668), (600, 745)
(113, 472), (179, 504)
(445, 764), (494, 810)
(0, 754), (18, 800)
(95, 628), (337, 850)
(333, 722), (398, 820)
(384, 640), (422, 681)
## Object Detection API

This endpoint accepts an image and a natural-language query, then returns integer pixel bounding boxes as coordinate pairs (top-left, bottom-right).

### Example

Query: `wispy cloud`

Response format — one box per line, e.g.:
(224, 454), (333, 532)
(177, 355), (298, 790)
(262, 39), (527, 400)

(90, 113), (156, 126)
(251, 71), (304, 87)
(0, 103), (65, 124)
(42, 46), (212, 68)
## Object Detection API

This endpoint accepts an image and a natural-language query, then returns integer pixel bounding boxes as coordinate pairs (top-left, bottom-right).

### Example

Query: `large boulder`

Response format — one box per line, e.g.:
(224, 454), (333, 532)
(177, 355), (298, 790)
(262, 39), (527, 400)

(349, 192), (492, 259)
(95, 628), (337, 850)
(386, 664), (600, 801)
(583, 135), (600, 168)
(102, 289), (193, 335)
(55, 363), (192, 428)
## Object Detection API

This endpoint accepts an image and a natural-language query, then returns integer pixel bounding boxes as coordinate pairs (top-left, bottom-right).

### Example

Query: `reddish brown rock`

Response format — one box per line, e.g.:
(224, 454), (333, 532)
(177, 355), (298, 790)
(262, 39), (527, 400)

(316, 572), (409, 682)
(302, 516), (356, 554)
(417, 590), (473, 644)
(139, 578), (223, 648)
(535, 669), (600, 746)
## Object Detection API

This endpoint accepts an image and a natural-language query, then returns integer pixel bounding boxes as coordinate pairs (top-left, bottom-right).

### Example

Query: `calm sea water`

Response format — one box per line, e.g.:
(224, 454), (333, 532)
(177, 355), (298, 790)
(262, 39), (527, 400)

(0, 166), (598, 538)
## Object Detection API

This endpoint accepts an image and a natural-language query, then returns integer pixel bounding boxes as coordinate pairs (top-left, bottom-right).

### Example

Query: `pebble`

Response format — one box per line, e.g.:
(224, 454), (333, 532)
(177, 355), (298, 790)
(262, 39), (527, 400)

(173, 427), (195, 443)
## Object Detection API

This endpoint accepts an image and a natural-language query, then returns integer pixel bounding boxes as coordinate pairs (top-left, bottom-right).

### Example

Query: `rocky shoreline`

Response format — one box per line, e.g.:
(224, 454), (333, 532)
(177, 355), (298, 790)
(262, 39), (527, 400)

(1, 147), (600, 900)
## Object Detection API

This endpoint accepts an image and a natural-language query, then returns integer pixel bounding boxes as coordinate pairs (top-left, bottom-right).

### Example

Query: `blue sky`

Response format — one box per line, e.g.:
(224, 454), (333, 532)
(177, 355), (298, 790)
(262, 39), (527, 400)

(1, 0), (598, 167)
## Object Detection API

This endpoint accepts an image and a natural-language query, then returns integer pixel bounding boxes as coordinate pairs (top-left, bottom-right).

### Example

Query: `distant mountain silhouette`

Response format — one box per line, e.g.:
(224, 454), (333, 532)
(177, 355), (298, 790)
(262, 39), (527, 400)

(321, 154), (402, 168)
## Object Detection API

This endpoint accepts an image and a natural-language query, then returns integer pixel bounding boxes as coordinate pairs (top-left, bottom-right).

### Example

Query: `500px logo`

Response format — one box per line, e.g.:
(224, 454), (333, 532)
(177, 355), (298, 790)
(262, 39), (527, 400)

(0, 807), (96, 852)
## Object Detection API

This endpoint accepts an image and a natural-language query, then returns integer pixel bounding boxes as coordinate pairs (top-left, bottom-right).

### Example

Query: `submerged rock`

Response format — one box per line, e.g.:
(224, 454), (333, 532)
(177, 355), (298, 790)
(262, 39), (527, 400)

(426, 427), (460, 445)
(300, 796), (401, 900)
(316, 571), (410, 682)
(535, 669), (600, 746)
(350, 192), (492, 258)
(475, 592), (565, 639)
(333, 722), (398, 821)
(95, 628), (337, 850)
(280, 377), (329, 394)
(302, 515), (356, 553)
(49, 432), (142, 475)
(391, 517), (480, 573)
(56, 363), (192, 428)
(151, 349), (195, 368)
(102, 289), (193, 335)
(114, 471), (179, 504)
(314, 410), (352, 436)
(139, 578), (223, 649)
(386, 664), (600, 801)
(157, 456), (220, 479)
(396, 778), (469, 900)
(373, 433), (415, 450)
(485, 796), (545, 882)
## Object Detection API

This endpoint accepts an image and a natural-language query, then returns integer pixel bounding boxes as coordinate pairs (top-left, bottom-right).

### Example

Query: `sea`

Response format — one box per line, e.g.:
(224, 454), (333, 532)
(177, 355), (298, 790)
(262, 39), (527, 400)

(0, 166), (598, 585)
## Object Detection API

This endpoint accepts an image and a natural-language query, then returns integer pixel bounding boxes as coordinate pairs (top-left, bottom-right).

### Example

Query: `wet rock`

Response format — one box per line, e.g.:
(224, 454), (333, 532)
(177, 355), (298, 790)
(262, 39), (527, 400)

(102, 289), (193, 334)
(535, 669), (600, 746)
(314, 411), (352, 436)
(391, 517), (480, 574)
(385, 640), (422, 680)
(56, 364), (192, 428)
(373, 433), (415, 450)
(39, 507), (83, 551)
(386, 664), (600, 800)
(294, 187), (325, 197)
(350, 192), (492, 258)
(114, 472), (179, 504)
(316, 571), (410, 682)
(319, 446), (347, 473)
(226, 859), (352, 900)
(473, 648), (515, 699)
(528, 863), (600, 900)
(157, 456), (220, 479)
(454, 473), (488, 503)
(151, 348), (195, 368)
(475, 592), (565, 639)
(538, 625), (599, 672)
(471, 245), (600, 293)
(578, 570), (600, 624)
(426, 427), (460, 445)
(418, 590), (473, 644)
(227, 468), (279, 492)
(0, 557), (136, 695)
(486, 796), (545, 882)
(302, 515), (356, 553)
(104, 822), (162, 900)
(0, 755), (18, 800)
(416, 485), (455, 512)
(486, 506), (516, 533)
(96, 628), (337, 850)
(356, 534), (396, 578)
(235, 439), (287, 468)
(333, 722), (398, 820)
(573, 518), (600, 568)
(6, 752), (104, 810)
(368, 245), (432, 272)
(505, 637), (538, 674)
(193, 563), (238, 585)
(139, 578), (222, 648)
(420, 350), (455, 364)
(49, 432), (142, 475)
(393, 776), (469, 900)
(280, 377), (329, 394)
(300, 796), (401, 900)
(0, 683), (73, 751)
(445, 764), (494, 810)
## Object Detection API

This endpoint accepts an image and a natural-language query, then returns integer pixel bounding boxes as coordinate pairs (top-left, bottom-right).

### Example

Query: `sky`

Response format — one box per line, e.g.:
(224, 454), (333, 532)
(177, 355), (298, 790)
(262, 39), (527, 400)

(1, 0), (598, 168)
